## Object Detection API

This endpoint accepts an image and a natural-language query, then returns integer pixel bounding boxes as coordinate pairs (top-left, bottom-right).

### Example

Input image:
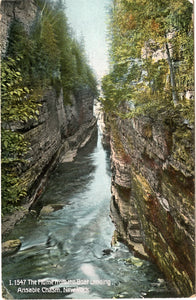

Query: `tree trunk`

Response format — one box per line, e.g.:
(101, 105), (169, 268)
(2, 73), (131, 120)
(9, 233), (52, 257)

(165, 40), (178, 105)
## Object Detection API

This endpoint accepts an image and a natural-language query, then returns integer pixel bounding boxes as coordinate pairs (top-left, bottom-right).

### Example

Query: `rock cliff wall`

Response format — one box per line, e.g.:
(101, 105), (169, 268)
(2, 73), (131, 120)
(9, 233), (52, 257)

(21, 87), (96, 203)
(1, 1), (97, 234)
(1, 0), (37, 56)
(2, 86), (97, 236)
(108, 113), (194, 296)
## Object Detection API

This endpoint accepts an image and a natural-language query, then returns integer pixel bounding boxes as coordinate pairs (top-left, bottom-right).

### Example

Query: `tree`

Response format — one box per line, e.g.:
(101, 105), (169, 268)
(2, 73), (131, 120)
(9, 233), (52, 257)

(102, 0), (193, 115)
(2, 0), (98, 214)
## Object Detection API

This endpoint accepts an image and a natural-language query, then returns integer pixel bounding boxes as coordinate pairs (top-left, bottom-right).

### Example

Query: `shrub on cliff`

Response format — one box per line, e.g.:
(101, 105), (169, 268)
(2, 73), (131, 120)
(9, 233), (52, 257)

(101, 0), (194, 122)
(1, 57), (42, 214)
(6, 0), (98, 101)
(2, 0), (98, 213)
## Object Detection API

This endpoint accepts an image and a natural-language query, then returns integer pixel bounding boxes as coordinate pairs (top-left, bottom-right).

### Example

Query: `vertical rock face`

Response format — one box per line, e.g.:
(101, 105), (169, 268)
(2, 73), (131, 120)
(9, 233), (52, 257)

(109, 114), (194, 296)
(2, 85), (97, 236)
(1, 0), (37, 56)
(64, 88), (94, 136)
(15, 87), (96, 204)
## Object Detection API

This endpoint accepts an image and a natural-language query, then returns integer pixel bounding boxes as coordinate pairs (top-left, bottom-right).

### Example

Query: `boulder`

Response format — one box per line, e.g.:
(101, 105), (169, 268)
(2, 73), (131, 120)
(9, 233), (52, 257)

(2, 239), (21, 257)
(103, 249), (113, 256)
(40, 204), (64, 216)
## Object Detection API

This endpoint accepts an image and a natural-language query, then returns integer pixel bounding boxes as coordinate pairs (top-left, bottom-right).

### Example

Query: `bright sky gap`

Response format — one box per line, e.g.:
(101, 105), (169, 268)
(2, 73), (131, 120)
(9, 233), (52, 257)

(65, 0), (111, 81)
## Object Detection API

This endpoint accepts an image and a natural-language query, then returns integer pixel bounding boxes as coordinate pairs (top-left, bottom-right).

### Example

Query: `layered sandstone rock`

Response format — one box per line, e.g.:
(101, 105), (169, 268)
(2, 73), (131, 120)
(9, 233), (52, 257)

(2, 87), (97, 236)
(109, 113), (194, 296)
(1, 0), (97, 236)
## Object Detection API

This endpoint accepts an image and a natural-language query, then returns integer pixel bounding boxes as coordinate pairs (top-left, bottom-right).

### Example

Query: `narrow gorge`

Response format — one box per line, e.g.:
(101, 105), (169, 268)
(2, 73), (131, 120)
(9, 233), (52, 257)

(1, 0), (195, 299)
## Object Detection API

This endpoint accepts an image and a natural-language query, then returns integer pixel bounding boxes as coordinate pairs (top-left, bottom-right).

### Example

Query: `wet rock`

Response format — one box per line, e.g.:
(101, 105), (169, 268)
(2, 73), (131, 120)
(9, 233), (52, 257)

(102, 249), (113, 256)
(40, 204), (64, 216)
(60, 149), (77, 163)
(40, 205), (54, 215)
(2, 239), (21, 257)
(124, 256), (144, 267)
(111, 230), (118, 246)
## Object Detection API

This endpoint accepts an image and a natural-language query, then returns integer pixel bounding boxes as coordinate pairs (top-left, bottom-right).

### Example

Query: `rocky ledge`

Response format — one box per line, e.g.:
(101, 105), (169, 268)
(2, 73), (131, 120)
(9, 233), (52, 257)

(109, 133), (148, 259)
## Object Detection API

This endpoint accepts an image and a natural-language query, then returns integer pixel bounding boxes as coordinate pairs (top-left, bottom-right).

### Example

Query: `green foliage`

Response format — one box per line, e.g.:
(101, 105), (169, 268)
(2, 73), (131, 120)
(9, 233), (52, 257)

(1, 129), (28, 214)
(7, 21), (36, 86)
(1, 57), (42, 214)
(7, 0), (98, 99)
(2, 0), (98, 214)
(71, 38), (98, 96)
(102, 0), (194, 120)
(1, 58), (41, 122)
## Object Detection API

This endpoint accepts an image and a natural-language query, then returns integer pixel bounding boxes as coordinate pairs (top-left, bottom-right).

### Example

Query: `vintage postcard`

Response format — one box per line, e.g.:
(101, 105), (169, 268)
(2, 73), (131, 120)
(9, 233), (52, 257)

(1, 0), (195, 299)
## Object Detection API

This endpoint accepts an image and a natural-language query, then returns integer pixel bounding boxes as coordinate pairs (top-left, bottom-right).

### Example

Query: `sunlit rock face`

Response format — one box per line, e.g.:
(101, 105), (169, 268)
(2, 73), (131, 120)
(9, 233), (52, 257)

(21, 87), (96, 203)
(109, 113), (194, 297)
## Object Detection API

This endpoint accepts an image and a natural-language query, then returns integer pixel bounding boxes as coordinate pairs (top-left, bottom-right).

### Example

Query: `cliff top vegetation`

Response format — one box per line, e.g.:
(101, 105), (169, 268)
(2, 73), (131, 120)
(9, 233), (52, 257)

(101, 0), (194, 125)
(1, 0), (98, 214)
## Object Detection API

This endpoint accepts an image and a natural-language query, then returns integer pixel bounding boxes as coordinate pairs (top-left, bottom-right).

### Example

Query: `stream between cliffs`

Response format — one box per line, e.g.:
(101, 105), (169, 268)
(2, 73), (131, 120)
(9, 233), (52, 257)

(2, 126), (176, 299)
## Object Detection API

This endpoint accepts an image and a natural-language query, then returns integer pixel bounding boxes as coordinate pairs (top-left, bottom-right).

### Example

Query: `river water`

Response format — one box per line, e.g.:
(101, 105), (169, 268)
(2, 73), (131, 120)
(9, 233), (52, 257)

(2, 125), (177, 299)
